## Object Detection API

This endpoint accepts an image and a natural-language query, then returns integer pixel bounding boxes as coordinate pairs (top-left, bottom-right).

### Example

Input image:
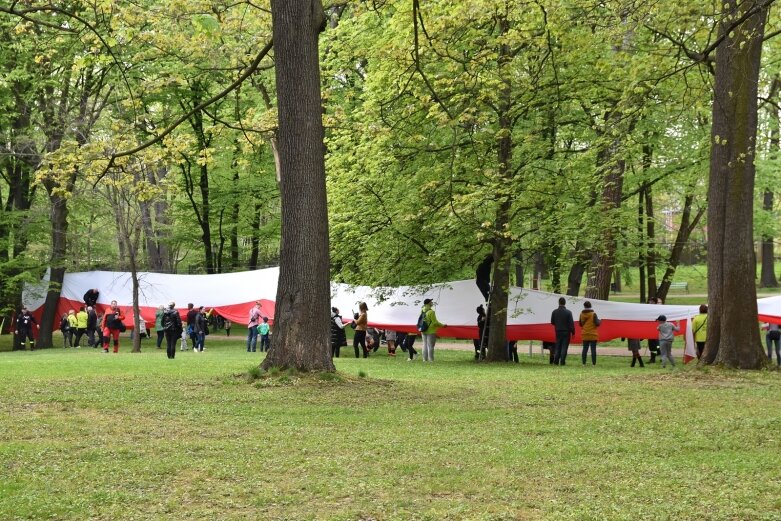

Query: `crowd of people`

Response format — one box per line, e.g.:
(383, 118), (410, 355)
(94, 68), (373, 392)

(13, 286), (781, 369)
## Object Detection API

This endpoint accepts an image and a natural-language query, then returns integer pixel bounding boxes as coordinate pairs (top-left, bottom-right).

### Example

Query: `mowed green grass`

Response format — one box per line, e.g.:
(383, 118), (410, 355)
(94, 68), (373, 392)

(0, 337), (780, 520)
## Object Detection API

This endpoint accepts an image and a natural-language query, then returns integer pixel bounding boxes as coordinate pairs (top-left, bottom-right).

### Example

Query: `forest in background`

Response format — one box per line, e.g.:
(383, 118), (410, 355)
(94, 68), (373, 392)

(1, 0), (778, 367)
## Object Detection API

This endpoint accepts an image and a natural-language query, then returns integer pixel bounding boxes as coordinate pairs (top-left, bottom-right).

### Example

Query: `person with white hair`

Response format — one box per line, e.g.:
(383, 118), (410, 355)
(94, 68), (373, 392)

(162, 302), (183, 359)
(86, 306), (98, 347)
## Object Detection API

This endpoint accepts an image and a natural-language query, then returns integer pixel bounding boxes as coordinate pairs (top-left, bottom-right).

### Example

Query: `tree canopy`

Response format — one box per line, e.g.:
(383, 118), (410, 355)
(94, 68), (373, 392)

(1, 0), (779, 368)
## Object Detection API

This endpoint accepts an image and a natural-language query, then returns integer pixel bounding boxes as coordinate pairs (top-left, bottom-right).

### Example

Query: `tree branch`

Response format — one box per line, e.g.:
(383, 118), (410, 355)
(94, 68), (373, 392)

(95, 39), (273, 185)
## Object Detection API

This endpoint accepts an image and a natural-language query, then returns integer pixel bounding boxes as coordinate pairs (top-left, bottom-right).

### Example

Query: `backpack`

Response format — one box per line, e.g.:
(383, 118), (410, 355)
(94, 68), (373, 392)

(416, 311), (429, 333)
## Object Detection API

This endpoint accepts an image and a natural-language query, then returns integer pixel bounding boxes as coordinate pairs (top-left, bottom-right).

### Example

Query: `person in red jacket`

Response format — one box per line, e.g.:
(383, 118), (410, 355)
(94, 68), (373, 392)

(101, 300), (125, 353)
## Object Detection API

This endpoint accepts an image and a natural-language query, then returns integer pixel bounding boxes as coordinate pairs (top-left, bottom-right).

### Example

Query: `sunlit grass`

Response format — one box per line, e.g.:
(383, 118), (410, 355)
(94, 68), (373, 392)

(0, 336), (779, 520)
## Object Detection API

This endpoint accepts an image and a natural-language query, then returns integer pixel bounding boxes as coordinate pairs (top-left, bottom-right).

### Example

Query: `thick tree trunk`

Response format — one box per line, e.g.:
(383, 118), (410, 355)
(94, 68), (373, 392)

(485, 240), (510, 362)
(586, 144), (625, 300)
(703, 0), (768, 369)
(38, 191), (70, 348)
(484, 15), (512, 363)
(261, 0), (334, 372)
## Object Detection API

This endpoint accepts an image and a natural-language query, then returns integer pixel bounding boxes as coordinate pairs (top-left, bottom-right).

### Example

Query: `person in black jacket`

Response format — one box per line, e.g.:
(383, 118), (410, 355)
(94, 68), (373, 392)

(330, 307), (348, 358)
(15, 307), (39, 350)
(83, 288), (100, 307)
(193, 306), (208, 352)
(86, 306), (98, 347)
(474, 305), (487, 360)
(550, 297), (575, 365)
(162, 302), (183, 359)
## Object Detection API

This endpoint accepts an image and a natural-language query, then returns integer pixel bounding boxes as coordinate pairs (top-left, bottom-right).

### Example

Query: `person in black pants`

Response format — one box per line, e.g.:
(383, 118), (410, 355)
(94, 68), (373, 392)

(330, 307), (347, 358)
(162, 302), (183, 359)
(507, 340), (519, 363)
(550, 297), (575, 365)
(475, 305), (487, 360)
(404, 333), (418, 360)
(353, 303), (369, 358)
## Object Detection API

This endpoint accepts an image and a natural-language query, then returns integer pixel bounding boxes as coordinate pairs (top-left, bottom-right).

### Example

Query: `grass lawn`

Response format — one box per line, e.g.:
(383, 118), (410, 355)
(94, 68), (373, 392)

(1, 336), (780, 520)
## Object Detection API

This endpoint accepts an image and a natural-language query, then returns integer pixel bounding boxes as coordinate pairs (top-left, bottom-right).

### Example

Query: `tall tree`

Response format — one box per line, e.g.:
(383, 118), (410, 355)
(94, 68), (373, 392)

(703, 0), (770, 368)
(261, 0), (335, 372)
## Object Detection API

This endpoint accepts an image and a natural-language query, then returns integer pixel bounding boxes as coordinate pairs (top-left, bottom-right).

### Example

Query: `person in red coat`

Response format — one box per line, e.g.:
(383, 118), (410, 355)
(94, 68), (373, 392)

(101, 300), (125, 353)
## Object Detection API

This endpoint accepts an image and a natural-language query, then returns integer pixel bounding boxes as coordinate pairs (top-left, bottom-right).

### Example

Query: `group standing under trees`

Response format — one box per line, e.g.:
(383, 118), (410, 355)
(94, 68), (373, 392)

(0, 1), (779, 370)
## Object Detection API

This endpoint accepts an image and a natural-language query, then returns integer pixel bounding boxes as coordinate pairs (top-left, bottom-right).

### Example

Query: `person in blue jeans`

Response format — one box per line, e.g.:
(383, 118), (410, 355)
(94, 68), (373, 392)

(258, 316), (271, 352)
(246, 301), (261, 352)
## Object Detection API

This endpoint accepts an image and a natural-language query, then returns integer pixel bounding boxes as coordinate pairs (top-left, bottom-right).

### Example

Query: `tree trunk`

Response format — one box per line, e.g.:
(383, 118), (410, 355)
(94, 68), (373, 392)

(586, 143), (625, 300)
(703, 0), (768, 369)
(248, 202), (261, 270)
(638, 188), (647, 303)
(657, 194), (705, 301)
(760, 189), (778, 288)
(566, 246), (588, 296)
(230, 162), (241, 270)
(760, 98), (779, 287)
(645, 184), (658, 301)
(261, 0), (334, 372)
(514, 251), (524, 288)
(38, 190), (70, 348)
(484, 14), (512, 363)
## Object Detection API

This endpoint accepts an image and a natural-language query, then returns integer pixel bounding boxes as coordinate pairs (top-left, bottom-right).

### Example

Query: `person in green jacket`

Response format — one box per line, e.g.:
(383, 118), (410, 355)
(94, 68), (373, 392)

(420, 298), (447, 362)
(691, 304), (708, 359)
(154, 305), (165, 349)
(74, 306), (89, 348)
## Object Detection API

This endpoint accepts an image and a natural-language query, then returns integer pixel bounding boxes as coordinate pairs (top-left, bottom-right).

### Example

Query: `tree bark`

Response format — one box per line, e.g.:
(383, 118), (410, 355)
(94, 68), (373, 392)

(38, 190), (70, 348)
(760, 189), (778, 288)
(760, 95), (779, 287)
(484, 14), (512, 363)
(656, 194), (705, 301)
(261, 0), (334, 372)
(638, 188), (647, 303)
(645, 184), (658, 301)
(586, 141), (625, 300)
(703, 0), (768, 369)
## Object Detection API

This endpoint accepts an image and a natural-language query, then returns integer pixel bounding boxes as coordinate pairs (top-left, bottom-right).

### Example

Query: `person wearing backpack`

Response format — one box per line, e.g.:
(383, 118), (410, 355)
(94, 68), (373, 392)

(161, 301), (183, 359)
(692, 304), (708, 360)
(59, 312), (73, 348)
(420, 298), (446, 362)
(101, 300), (125, 353)
(578, 301), (600, 365)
